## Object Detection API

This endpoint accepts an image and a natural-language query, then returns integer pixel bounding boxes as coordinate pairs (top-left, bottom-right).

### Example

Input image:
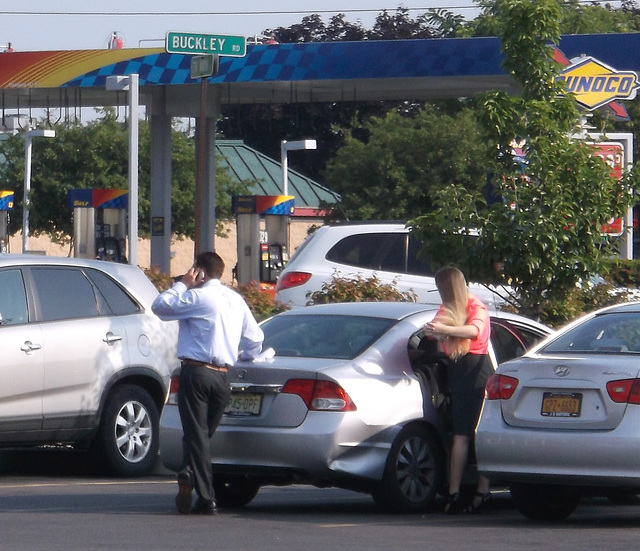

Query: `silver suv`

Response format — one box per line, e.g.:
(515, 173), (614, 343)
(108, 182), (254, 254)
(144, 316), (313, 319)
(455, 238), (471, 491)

(275, 222), (505, 310)
(0, 254), (178, 476)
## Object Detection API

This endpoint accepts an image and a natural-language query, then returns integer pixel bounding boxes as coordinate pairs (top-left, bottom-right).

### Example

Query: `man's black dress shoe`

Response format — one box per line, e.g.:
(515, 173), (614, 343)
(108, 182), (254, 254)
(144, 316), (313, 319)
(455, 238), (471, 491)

(190, 499), (219, 515)
(175, 471), (193, 515)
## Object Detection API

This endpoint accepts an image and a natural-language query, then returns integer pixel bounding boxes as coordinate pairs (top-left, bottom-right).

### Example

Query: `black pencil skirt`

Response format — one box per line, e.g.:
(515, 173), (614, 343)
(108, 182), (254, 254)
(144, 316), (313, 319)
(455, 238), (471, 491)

(447, 353), (493, 437)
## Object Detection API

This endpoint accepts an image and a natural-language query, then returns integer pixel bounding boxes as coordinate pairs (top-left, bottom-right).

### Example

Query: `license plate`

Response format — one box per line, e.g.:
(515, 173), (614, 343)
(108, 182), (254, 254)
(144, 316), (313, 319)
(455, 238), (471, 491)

(225, 393), (262, 416)
(541, 392), (582, 417)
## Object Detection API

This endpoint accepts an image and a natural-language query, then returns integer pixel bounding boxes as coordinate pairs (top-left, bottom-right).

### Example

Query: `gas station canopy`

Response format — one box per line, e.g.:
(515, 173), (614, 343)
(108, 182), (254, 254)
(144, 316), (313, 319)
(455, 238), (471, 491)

(1, 33), (639, 118)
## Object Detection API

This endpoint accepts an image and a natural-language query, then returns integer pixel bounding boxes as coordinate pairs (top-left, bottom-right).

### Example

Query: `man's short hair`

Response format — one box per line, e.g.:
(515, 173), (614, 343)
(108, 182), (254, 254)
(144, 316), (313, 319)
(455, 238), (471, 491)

(195, 251), (225, 280)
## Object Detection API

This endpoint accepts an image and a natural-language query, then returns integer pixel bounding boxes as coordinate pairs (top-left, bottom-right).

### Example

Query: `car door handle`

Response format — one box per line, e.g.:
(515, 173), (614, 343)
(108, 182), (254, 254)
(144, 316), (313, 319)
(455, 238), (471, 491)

(20, 341), (42, 354)
(103, 332), (123, 345)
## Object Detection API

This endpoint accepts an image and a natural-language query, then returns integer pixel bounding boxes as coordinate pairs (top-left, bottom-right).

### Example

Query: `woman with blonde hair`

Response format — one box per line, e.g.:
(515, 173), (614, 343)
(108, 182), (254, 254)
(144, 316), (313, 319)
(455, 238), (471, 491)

(424, 266), (492, 514)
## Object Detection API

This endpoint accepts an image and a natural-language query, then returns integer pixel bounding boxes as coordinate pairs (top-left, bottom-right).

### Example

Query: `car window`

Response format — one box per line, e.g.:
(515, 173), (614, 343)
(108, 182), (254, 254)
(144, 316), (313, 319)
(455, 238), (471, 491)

(261, 314), (395, 359)
(491, 319), (549, 364)
(542, 312), (640, 354)
(406, 235), (434, 276)
(86, 268), (140, 315)
(491, 321), (526, 364)
(326, 233), (408, 272)
(0, 269), (29, 326)
(31, 267), (100, 322)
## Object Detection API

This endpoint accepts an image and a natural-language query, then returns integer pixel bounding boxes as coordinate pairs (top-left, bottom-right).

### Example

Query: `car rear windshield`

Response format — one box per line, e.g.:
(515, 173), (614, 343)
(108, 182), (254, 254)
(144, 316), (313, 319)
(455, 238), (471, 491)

(541, 312), (640, 354)
(261, 314), (396, 359)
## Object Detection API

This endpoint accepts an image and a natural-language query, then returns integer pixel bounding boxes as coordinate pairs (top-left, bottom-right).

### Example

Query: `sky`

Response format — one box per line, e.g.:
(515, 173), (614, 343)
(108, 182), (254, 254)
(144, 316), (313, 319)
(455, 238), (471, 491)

(0, 1), (481, 52)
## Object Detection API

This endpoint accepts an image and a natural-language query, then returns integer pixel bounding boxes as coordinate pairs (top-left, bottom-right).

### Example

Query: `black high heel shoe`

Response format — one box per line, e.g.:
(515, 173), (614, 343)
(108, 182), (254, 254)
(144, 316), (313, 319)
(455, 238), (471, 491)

(443, 492), (462, 515)
(464, 491), (491, 514)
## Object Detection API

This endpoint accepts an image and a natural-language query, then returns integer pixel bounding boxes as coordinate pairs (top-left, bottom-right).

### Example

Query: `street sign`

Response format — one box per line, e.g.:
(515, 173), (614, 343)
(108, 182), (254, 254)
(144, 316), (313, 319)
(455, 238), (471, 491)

(165, 32), (246, 57)
(190, 55), (218, 79)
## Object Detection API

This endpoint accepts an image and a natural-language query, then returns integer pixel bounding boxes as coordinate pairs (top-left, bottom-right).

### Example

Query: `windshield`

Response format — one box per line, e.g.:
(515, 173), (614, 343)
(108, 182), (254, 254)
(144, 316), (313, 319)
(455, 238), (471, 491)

(261, 314), (396, 359)
(541, 312), (640, 354)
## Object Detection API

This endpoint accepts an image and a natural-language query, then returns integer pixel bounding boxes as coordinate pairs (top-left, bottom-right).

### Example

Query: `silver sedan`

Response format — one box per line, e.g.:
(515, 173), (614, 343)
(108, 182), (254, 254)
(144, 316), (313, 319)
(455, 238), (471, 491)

(476, 301), (640, 521)
(160, 301), (551, 513)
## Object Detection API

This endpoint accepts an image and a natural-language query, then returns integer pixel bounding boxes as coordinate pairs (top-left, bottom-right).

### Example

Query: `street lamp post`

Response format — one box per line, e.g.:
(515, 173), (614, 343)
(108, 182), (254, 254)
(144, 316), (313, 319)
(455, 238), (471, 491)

(22, 128), (56, 253)
(280, 139), (317, 196)
(106, 74), (139, 266)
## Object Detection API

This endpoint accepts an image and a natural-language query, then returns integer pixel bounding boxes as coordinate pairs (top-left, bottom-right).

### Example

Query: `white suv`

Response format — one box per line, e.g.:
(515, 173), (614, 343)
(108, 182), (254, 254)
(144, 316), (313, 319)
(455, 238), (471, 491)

(0, 254), (178, 475)
(275, 223), (505, 311)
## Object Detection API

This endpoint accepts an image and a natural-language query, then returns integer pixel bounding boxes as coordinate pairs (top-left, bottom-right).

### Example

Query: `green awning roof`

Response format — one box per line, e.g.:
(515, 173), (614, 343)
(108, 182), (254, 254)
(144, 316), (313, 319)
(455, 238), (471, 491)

(216, 140), (340, 215)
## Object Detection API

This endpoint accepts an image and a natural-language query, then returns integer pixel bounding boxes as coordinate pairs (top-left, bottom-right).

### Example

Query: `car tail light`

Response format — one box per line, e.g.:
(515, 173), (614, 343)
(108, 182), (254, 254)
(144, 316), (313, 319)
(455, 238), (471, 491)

(275, 271), (312, 291)
(282, 379), (357, 411)
(167, 376), (180, 405)
(485, 373), (519, 400)
(607, 379), (640, 404)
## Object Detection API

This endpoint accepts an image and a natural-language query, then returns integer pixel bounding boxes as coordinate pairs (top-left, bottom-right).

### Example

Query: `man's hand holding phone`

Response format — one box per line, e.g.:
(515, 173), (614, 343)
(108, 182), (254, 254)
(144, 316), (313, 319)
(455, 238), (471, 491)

(182, 266), (206, 289)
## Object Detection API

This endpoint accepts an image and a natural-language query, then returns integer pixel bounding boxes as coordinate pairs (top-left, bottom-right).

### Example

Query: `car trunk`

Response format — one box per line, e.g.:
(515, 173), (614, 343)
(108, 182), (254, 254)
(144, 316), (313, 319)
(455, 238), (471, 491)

(221, 358), (346, 428)
(499, 355), (640, 430)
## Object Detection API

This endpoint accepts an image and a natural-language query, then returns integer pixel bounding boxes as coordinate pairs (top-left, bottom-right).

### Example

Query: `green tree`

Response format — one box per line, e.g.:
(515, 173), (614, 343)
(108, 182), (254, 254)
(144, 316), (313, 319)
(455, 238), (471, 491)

(220, 8), (456, 182)
(322, 105), (485, 220)
(410, 0), (640, 323)
(466, 0), (640, 36)
(0, 109), (250, 244)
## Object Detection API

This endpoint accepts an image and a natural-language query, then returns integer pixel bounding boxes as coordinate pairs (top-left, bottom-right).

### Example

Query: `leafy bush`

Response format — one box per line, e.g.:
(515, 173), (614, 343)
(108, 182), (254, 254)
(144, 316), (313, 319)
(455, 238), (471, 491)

(235, 282), (289, 321)
(538, 282), (633, 328)
(602, 259), (640, 288)
(306, 271), (417, 305)
(144, 267), (288, 320)
(144, 265), (175, 292)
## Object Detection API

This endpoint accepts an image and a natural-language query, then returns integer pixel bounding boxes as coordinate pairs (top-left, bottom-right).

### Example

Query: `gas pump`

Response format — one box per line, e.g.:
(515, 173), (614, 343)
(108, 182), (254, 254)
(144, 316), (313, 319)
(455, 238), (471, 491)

(68, 189), (128, 262)
(0, 191), (14, 254)
(232, 195), (294, 294)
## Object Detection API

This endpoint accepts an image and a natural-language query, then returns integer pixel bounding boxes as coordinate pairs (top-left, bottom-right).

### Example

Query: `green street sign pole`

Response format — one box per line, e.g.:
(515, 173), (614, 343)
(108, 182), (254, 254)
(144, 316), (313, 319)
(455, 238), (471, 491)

(165, 31), (247, 252)
(192, 54), (219, 254)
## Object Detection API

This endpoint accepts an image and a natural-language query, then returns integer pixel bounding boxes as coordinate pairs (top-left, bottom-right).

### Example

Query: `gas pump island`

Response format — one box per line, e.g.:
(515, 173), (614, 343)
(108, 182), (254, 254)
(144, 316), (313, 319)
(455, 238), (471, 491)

(68, 188), (128, 262)
(0, 191), (14, 254)
(232, 195), (293, 293)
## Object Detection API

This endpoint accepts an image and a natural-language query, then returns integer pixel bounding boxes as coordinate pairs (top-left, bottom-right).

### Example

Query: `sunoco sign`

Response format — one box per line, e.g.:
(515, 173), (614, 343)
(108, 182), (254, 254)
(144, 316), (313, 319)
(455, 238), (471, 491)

(558, 56), (639, 110)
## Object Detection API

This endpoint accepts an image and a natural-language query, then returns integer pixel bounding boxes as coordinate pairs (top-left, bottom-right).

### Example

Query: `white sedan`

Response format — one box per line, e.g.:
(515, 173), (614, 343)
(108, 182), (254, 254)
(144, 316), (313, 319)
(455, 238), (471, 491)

(477, 301), (640, 521)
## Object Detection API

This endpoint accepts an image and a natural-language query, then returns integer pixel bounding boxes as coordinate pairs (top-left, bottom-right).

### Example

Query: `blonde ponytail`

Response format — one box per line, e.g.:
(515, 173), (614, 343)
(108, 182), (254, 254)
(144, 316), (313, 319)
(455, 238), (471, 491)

(434, 267), (471, 360)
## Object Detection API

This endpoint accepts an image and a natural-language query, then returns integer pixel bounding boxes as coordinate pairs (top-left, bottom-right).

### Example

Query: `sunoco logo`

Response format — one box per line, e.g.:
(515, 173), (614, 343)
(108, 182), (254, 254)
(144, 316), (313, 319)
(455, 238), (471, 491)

(557, 57), (639, 110)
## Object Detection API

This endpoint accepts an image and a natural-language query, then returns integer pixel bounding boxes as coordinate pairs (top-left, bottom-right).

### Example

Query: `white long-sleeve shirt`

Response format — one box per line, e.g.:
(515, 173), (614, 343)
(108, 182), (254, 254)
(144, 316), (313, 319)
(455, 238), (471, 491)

(151, 279), (264, 366)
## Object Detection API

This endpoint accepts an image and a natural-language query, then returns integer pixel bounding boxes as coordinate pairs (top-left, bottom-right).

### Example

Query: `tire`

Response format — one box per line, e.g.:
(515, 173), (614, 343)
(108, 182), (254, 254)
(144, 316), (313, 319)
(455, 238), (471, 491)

(93, 384), (160, 477)
(213, 476), (260, 508)
(372, 425), (445, 514)
(510, 483), (581, 521)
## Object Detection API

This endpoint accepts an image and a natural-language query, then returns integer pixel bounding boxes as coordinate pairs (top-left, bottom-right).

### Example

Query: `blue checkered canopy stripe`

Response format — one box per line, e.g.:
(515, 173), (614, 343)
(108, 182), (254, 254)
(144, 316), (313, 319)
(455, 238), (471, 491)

(62, 34), (640, 89)
(62, 38), (508, 88)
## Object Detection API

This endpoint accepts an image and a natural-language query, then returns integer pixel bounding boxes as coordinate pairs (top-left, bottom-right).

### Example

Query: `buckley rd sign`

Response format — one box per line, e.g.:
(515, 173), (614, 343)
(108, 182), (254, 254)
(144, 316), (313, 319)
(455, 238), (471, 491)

(165, 32), (246, 57)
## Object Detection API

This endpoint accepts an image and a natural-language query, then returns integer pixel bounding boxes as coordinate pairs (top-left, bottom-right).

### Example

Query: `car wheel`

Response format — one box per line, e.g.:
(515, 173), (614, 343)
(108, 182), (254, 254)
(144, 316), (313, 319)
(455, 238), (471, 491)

(372, 425), (444, 513)
(510, 483), (581, 521)
(213, 476), (260, 508)
(93, 384), (160, 477)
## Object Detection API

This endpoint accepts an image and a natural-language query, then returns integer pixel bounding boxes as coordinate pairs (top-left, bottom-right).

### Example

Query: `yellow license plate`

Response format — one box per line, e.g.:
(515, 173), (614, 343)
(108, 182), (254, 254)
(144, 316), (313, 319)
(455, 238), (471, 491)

(225, 393), (262, 416)
(541, 392), (582, 417)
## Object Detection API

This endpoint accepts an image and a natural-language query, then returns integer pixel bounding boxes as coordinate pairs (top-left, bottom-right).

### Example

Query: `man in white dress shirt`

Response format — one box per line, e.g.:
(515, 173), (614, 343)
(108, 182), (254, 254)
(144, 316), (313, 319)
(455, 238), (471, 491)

(152, 251), (264, 515)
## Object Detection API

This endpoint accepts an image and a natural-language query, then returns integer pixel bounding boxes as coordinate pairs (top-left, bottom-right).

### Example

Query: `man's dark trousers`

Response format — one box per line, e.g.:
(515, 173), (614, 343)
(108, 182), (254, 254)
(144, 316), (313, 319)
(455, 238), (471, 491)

(178, 364), (231, 504)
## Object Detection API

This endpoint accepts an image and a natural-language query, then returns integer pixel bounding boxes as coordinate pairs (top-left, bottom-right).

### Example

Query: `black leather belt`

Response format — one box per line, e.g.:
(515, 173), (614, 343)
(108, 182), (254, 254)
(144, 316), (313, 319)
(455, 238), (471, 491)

(181, 359), (228, 372)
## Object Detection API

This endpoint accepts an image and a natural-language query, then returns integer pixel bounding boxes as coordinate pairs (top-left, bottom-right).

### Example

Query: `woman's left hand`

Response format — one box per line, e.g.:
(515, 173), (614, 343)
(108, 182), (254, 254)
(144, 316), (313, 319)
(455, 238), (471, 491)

(424, 321), (447, 340)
